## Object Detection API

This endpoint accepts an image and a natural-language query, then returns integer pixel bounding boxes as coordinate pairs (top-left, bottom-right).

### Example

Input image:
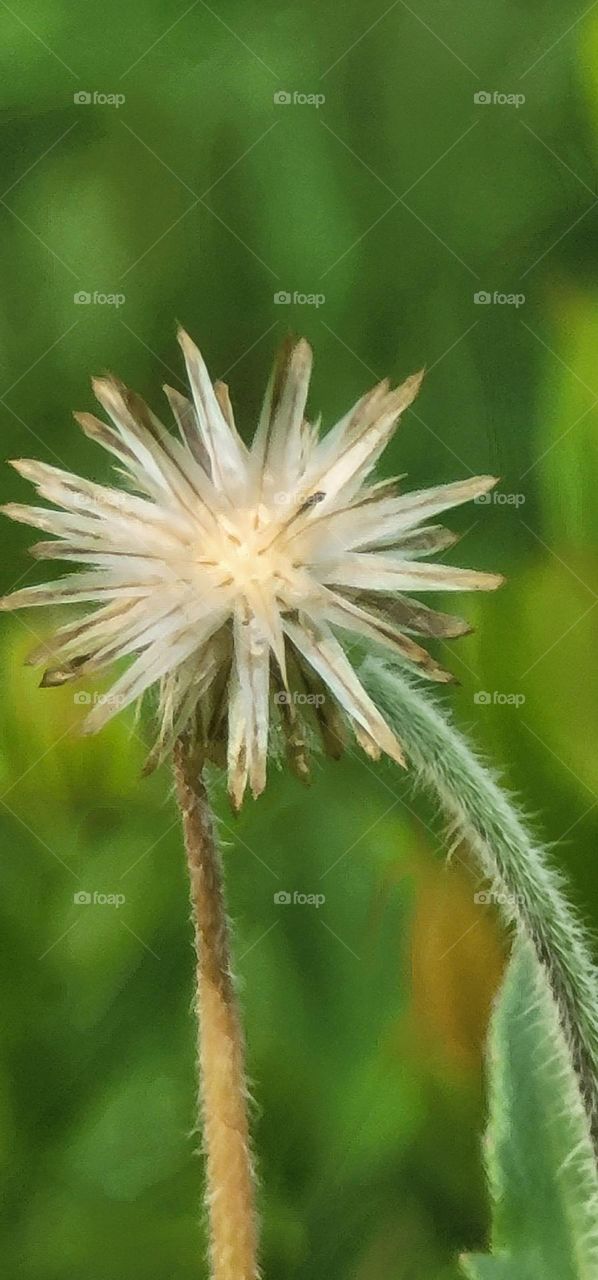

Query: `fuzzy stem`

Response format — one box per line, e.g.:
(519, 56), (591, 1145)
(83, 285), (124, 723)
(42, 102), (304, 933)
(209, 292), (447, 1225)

(361, 657), (598, 1141)
(173, 735), (259, 1280)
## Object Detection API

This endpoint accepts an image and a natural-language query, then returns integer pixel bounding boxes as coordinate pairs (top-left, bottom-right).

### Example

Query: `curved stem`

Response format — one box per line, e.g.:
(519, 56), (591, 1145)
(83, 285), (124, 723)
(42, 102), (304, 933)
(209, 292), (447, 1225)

(362, 657), (598, 1142)
(173, 735), (259, 1280)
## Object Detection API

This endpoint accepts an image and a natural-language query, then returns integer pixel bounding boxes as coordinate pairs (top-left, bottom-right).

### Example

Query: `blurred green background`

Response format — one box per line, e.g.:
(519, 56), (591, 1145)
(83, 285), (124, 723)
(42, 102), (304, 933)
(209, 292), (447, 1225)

(1, 2), (598, 1277)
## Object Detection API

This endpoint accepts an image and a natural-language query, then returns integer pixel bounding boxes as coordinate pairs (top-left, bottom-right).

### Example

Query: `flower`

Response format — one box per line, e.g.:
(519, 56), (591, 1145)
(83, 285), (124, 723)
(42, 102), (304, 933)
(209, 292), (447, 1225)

(1, 331), (502, 807)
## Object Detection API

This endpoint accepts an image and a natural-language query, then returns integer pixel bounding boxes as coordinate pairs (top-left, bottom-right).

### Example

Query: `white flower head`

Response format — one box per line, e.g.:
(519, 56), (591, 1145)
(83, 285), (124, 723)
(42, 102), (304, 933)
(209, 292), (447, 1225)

(1, 331), (502, 807)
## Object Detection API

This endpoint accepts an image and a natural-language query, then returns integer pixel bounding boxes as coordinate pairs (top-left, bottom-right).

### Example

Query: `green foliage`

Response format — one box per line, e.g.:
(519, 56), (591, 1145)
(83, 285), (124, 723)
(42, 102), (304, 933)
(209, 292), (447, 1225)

(461, 940), (598, 1279)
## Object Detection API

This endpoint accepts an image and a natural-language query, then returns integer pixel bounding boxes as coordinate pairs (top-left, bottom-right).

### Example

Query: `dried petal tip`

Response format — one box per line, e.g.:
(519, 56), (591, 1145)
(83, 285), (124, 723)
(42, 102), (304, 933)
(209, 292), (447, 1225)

(474, 475), (501, 497)
(404, 367), (426, 397)
(1, 332), (502, 805)
(40, 668), (72, 688)
(8, 459), (38, 478)
(383, 367), (426, 420)
(483, 572), (506, 590)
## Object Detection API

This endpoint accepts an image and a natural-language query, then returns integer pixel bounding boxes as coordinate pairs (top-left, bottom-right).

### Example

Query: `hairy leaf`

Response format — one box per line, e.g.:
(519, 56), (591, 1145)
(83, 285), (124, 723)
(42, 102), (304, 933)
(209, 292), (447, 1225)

(461, 939), (598, 1278)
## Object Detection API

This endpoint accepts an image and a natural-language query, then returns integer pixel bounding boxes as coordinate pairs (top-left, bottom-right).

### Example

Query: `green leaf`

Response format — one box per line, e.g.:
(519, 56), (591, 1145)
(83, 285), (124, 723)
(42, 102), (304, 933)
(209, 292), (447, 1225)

(461, 938), (598, 1279)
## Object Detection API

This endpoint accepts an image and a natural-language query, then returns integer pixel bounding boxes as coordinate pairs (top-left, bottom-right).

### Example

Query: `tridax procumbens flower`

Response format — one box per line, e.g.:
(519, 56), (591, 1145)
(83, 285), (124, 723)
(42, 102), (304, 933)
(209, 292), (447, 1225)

(1, 331), (502, 806)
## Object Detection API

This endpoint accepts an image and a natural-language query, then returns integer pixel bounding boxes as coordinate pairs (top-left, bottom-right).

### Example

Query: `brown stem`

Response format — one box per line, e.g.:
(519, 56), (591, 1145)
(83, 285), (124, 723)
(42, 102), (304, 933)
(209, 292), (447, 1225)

(173, 735), (259, 1280)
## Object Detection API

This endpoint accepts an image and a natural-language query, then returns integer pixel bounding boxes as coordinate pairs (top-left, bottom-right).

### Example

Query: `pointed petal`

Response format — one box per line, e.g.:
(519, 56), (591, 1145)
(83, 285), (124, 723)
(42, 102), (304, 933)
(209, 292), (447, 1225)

(319, 553), (504, 594)
(177, 328), (247, 494)
(29, 541), (164, 567)
(25, 598), (150, 667)
(0, 573), (155, 610)
(321, 589), (454, 682)
(244, 581), (287, 681)
(8, 458), (195, 542)
(351, 721), (382, 760)
(288, 649), (347, 760)
(214, 381), (236, 433)
(264, 338), (313, 483)
(145, 636), (226, 774)
(391, 525), (459, 555)
(163, 385), (210, 472)
(251, 335), (296, 467)
(308, 379), (392, 476)
(310, 370), (424, 508)
(232, 609), (270, 800)
(284, 616), (406, 766)
(92, 375), (219, 524)
(1, 502), (96, 539)
(81, 611), (220, 735)
(382, 474), (499, 530)
(272, 668), (312, 781)
(297, 475), (496, 558)
(352, 592), (471, 639)
(227, 672), (248, 811)
(73, 411), (141, 473)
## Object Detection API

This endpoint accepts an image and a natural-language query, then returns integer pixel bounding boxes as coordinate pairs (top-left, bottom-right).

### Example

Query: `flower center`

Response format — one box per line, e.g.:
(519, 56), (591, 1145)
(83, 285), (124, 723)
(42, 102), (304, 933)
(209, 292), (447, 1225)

(196, 504), (296, 595)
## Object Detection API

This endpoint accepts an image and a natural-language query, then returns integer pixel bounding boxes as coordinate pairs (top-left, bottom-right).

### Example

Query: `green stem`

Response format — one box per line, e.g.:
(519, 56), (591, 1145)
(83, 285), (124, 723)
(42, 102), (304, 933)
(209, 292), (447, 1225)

(362, 657), (598, 1141)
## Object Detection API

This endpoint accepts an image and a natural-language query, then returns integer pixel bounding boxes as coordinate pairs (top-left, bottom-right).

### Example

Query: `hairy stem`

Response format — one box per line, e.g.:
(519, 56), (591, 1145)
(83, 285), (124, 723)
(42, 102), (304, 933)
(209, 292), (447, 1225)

(173, 735), (259, 1280)
(362, 658), (598, 1142)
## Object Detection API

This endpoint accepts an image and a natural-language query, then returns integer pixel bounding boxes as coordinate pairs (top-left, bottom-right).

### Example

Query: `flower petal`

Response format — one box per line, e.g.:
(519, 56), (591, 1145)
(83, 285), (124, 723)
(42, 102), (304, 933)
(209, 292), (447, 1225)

(309, 369), (424, 508)
(232, 609), (270, 801)
(284, 615), (406, 765)
(319, 553), (504, 594)
(177, 328), (248, 495)
(351, 592), (471, 639)
(163, 384), (210, 472)
(320, 588), (454, 682)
